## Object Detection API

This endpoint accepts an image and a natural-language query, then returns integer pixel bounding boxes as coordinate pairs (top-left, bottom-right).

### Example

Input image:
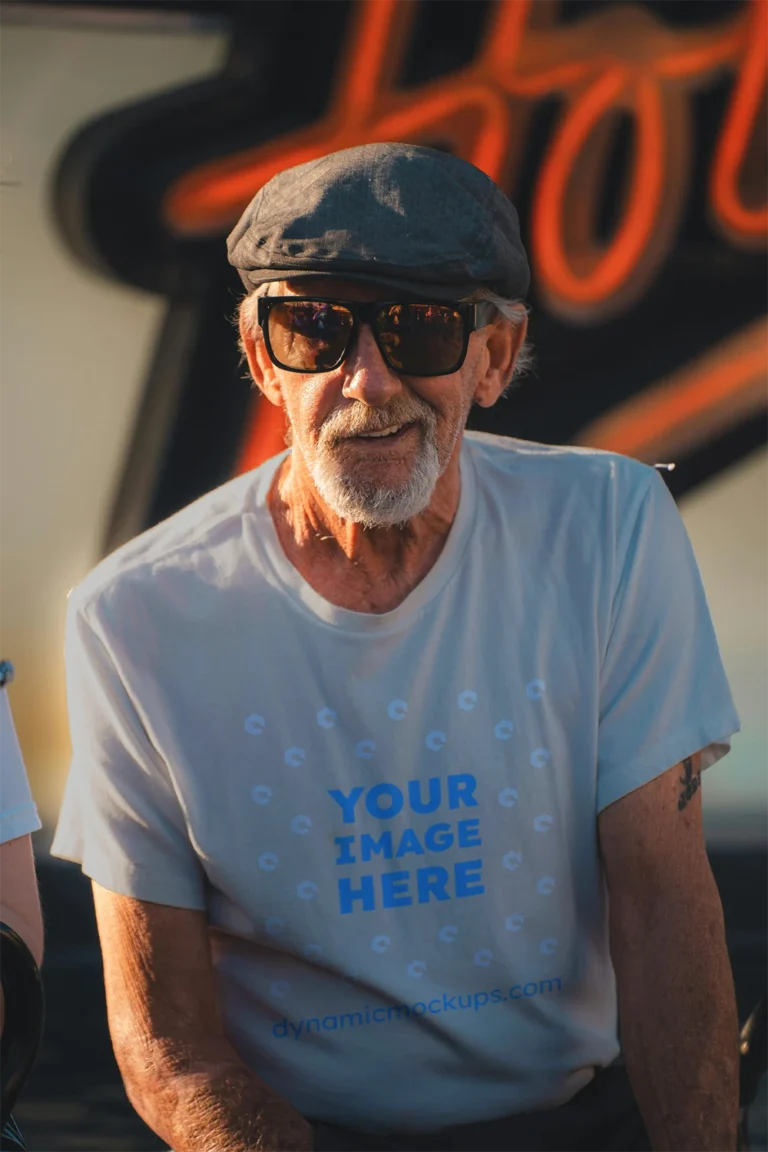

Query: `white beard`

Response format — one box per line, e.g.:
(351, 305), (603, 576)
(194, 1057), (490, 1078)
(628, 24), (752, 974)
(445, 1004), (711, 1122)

(307, 427), (446, 529)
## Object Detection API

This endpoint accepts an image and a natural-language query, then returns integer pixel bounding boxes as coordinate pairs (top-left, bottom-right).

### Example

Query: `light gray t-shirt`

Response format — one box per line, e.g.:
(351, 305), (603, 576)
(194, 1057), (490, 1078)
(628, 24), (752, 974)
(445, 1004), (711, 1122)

(51, 432), (740, 1131)
(1, 688), (42, 845)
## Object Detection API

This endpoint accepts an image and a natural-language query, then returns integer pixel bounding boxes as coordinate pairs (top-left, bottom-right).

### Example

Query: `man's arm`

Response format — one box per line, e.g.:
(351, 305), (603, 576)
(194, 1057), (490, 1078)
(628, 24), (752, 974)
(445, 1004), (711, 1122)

(599, 753), (739, 1152)
(91, 882), (313, 1152)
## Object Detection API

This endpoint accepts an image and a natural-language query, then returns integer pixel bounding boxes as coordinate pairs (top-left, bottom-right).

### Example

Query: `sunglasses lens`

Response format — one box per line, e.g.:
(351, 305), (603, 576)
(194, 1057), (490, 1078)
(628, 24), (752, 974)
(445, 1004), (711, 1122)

(376, 304), (466, 375)
(268, 301), (353, 371)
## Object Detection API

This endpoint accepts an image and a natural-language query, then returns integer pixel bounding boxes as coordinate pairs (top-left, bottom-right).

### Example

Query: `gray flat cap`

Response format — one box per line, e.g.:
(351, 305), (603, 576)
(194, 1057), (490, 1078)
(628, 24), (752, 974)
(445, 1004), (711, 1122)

(227, 142), (530, 301)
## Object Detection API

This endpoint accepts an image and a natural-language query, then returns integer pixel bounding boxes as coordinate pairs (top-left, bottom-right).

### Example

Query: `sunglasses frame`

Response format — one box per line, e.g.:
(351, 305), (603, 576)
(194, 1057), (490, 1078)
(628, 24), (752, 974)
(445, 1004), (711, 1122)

(256, 296), (497, 377)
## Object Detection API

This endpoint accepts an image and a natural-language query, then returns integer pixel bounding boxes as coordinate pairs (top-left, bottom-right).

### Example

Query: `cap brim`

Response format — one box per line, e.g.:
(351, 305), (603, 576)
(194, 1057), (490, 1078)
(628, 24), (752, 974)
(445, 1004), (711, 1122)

(241, 268), (480, 301)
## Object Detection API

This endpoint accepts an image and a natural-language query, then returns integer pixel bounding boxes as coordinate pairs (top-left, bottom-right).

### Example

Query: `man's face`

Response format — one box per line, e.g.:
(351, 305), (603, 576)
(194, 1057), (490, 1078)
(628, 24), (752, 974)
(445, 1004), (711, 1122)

(256, 277), (492, 529)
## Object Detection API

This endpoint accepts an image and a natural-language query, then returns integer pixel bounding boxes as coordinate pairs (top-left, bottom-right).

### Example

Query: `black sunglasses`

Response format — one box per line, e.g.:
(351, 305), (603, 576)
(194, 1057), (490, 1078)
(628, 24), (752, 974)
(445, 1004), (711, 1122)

(257, 297), (497, 377)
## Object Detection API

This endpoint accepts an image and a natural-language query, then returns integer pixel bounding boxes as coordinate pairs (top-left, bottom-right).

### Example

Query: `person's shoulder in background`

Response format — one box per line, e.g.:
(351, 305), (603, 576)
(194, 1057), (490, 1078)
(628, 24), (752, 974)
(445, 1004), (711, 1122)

(0, 673), (44, 976)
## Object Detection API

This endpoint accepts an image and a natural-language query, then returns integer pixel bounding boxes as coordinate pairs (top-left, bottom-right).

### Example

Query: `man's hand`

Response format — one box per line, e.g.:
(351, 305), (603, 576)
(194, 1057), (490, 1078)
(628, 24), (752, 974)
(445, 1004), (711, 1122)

(91, 882), (313, 1152)
(599, 753), (739, 1152)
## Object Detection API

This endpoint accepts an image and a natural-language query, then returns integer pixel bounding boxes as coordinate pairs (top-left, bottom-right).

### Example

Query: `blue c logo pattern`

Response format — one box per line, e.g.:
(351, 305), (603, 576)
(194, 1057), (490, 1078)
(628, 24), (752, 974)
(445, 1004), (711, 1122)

(243, 685), (568, 984)
(407, 960), (427, 978)
(316, 708), (337, 729)
(494, 719), (514, 740)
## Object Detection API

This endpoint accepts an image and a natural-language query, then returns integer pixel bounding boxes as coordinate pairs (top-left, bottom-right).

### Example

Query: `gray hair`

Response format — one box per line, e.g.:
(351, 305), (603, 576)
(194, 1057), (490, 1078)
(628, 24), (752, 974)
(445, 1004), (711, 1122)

(236, 281), (275, 365)
(237, 282), (534, 392)
(459, 287), (534, 391)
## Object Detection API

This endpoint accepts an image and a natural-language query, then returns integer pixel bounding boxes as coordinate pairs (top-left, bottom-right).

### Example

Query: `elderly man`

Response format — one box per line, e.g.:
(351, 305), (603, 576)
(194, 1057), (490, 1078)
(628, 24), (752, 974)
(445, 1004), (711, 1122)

(51, 144), (740, 1152)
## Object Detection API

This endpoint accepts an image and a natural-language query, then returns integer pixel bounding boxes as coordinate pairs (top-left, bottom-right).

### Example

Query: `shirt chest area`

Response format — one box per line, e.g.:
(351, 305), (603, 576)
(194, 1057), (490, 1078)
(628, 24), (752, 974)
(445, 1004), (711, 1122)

(173, 643), (595, 930)
(173, 622), (568, 815)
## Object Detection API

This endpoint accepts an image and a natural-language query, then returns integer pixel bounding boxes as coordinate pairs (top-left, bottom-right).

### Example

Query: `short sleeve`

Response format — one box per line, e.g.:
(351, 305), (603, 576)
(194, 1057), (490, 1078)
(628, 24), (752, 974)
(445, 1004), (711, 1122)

(49, 599), (206, 909)
(0, 689), (42, 844)
(597, 470), (741, 812)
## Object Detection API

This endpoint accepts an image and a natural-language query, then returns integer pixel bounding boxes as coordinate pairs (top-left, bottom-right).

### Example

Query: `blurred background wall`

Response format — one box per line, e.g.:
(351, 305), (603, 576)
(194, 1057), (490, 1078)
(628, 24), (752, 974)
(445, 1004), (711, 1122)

(1, 0), (765, 851)
(0, 6), (228, 834)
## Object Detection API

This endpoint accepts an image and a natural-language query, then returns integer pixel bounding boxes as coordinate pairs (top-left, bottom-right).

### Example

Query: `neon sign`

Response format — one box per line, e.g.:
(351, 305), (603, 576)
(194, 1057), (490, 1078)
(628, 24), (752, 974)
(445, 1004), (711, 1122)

(164, 0), (767, 326)
(165, 0), (765, 473)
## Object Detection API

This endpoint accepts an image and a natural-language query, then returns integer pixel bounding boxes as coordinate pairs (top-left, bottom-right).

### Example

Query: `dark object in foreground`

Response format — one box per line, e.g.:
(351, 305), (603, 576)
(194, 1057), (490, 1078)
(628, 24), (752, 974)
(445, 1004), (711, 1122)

(0, 922), (45, 1150)
(740, 998), (768, 1150)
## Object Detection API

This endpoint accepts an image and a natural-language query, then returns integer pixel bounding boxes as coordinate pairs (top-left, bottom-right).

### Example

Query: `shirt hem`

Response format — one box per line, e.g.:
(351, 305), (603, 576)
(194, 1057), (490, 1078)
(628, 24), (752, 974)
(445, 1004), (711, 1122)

(48, 843), (207, 910)
(597, 707), (741, 812)
(0, 803), (43, 845)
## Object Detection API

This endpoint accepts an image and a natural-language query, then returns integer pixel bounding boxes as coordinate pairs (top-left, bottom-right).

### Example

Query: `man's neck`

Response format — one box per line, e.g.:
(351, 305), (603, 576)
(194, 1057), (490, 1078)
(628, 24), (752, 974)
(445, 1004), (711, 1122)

(267, 444), (462, 611)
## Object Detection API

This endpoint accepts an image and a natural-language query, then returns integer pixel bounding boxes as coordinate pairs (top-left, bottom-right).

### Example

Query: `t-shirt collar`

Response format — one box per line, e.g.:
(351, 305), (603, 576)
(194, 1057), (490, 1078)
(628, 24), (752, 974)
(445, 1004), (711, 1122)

(249, 438), (478, 633)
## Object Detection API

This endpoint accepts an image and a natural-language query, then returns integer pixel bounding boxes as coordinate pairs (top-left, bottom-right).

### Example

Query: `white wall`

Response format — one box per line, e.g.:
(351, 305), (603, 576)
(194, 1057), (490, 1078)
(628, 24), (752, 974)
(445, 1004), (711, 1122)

(0, 20), (226, 831)
(679, 450), (768, 847)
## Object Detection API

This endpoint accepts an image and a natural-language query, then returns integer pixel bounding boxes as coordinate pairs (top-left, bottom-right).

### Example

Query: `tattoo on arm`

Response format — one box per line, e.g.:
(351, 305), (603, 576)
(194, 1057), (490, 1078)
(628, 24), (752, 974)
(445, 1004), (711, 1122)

(678, 756), (701, 811)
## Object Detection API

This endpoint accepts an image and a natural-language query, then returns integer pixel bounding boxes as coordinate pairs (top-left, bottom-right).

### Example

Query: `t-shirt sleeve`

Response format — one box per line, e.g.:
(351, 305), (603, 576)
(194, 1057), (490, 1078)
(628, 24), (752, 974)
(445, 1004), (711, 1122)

(597, 468), (741, 813)
(0, 688), (43, 844)
(49, 598), (207, 909)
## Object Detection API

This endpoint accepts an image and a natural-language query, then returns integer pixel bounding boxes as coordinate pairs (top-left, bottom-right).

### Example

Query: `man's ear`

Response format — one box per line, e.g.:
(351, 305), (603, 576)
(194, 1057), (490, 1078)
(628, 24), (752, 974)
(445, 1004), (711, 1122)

(238, 307), (285, 409)
(473, 313), (529, 408)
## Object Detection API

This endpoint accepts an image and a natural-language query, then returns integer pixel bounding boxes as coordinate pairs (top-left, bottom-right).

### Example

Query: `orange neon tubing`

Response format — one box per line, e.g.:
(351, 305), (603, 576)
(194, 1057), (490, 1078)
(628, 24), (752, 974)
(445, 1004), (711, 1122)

(533, 69), (665, 306)
(505, 61), (592, 98)
(330, 0), (402, 124)
(165, 78), (513, 232)
(162, 0), (763, 320)
(574, 327), (767, 458)
(369, 84), (513, 183)
(165, 140), (338, 232)
(710, 0), (768, 240)
(237, 394), (289, 475)
(655, 14), (747, 79)
(480, 0), (534, 73)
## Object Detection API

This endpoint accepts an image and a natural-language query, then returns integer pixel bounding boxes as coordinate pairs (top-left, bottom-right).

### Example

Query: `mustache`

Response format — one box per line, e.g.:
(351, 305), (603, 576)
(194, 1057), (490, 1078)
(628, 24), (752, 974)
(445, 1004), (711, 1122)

(322, 404), (436, 443)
